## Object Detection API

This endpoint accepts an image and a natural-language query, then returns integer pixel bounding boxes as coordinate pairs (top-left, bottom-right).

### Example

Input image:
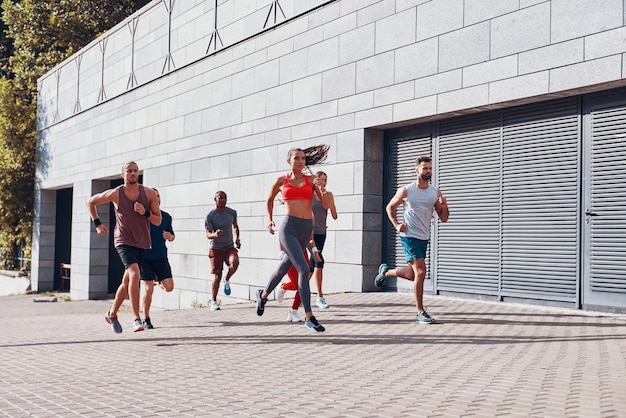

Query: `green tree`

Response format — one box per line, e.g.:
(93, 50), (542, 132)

(0, 76), (35, 268)
(0, 0), (150, 269)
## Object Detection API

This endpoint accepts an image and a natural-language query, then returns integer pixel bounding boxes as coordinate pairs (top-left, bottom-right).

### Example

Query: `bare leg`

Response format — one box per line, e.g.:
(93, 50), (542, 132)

(409, 259), (427, 311)
(126, 263), (142, 320)
(224, 254), (239, 281)
(211, 273), (221, 301)
(160, 277), (174, 292)
(385, 265), (415, 281)
(142, 280), (155, 319)
(109, 270), (130, 316)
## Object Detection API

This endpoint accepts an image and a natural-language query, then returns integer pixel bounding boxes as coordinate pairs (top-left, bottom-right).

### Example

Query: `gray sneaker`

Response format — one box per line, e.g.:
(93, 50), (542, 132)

(105, 312), (122, 333)
(374, 263), (388, 288)
(416, 310), (434, 324)
(304, 315), (325, 332)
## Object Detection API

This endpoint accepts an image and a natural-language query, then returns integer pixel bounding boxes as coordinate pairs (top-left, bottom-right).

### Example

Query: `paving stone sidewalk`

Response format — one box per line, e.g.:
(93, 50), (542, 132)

(0, 292), (625, 417)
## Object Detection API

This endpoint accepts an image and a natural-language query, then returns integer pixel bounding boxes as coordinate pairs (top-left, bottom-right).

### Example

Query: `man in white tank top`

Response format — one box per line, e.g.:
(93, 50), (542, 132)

(376, 156), (449, 324)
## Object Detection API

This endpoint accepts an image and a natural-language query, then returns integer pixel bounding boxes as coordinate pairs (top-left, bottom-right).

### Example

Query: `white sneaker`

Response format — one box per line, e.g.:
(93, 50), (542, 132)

(210, 301), (220, 311)
(316, 297), (329, 309)
(286, 310), (302, 322)
(276, 285), (285, 303)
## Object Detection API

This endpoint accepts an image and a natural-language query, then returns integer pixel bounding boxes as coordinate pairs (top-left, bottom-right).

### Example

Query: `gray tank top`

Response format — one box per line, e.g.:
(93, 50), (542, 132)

(312, 197), (328, 234)
(401, 182), (438, 240)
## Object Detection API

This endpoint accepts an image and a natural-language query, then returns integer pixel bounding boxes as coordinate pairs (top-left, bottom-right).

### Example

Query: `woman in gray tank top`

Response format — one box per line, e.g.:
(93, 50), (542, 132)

(311, 171), (338, 309)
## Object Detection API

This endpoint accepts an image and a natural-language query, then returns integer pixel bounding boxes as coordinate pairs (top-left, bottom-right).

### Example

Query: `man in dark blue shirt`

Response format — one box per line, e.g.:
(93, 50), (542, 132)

(140, 188), (175, 329)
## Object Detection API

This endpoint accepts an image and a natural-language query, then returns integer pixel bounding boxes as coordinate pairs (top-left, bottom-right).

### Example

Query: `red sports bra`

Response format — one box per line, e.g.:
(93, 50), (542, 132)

(282, 175), (313, 201)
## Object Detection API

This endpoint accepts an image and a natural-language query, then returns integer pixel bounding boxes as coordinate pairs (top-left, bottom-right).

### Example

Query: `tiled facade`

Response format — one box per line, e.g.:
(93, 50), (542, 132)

(34, 0), (626, 308)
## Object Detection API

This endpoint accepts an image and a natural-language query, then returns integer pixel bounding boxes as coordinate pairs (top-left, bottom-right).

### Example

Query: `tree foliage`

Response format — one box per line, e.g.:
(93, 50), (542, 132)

(0, 0), (150, 269)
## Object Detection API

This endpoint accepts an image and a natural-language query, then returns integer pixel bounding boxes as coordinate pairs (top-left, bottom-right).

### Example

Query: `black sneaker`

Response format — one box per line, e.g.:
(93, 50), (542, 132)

(374, 263), (389, 288)
(143, 317), (154, 329)
(305, 315), (325, 333)
(256, 289), (267, 316)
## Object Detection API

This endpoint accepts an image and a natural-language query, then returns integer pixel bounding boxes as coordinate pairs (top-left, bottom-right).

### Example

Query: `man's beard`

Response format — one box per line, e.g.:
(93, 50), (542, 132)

(420, 174), (431, 181)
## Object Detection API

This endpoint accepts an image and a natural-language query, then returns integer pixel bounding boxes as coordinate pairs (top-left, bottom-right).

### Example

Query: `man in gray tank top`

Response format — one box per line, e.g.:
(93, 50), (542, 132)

(87, 161), (161, 333)
(375, 155), (449, 324)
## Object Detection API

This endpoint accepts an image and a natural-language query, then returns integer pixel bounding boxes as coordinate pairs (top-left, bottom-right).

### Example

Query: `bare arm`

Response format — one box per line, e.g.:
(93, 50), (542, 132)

(266, 176), (283, 235)
(233, 222), (241, 249)
(326, 191), (338, 220)
(434, 188), (449, 222)
(385, 187), (407, 233)
(86, 188), (118, 235)
(206, 228), (222, 240)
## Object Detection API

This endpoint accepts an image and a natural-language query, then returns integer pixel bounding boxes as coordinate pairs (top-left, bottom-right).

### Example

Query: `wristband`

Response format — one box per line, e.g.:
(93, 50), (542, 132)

(93, 218), (102, 227)
(312, 246), (319, 253)
(144, 209), (151, 218)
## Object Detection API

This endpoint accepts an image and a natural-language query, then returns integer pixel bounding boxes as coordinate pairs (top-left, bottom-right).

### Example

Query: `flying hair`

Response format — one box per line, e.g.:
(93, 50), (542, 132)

(287, 144), (330, 168)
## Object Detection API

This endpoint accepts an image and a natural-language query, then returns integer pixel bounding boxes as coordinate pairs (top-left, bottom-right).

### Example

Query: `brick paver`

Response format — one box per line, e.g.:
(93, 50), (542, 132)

(0, 292), (624, 417)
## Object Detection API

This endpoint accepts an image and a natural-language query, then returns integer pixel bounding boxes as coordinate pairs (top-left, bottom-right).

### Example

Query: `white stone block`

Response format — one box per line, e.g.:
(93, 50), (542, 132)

(416, 0), (464, 41)
(489, 71), (549, 105)
(585, 26), (626, 61)
(339, 23), (375, 65)
(393, 95), (438, 122)
(463, 55), (518, 87)
(355, 51), (394, 93)
(551, 0), (623, 44)
(437, 84), (489, 114)
(375, 8), (416, 54)
(394, 37), (438, 83)
(518, 39), (583, 75)
(464, 0), (520, 25)
(292, 74), (322, 109)
(439, 22), (490, 72)
(549, 55), (622, 93)
(322, 63), (356, 102)
(491, 3), (551, 58)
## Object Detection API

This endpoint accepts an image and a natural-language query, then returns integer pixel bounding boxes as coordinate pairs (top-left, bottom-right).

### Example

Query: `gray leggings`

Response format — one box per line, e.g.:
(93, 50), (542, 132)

(265, 216), (313, 312)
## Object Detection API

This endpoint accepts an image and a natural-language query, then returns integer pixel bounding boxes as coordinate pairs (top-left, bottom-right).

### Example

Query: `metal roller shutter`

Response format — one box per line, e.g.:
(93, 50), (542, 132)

(500, 98), (580, 302)
(589, 103), (626, 294)
(437, 111), (502, 295)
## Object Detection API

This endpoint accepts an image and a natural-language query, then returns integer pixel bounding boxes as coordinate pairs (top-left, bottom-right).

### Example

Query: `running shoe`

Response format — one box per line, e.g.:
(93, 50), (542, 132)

(276, 285), (285, 303)
(304, 315), (325, 333)
(256, 289), (267, 316)
(143, 317), (154, 329)
(210, 301), (221, 311)
(316, 297), (329, 309)
(223, 280), (231, 296)
(374, 263), (389, 288)
(104, 312), (122, 333)
(416, 310), (434, 324)
(287, 309), (302, 322)
(133, 318), (145, 332)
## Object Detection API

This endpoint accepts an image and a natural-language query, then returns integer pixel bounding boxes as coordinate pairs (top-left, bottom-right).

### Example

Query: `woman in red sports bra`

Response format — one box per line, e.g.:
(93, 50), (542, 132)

(255, 145), (330, 333)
